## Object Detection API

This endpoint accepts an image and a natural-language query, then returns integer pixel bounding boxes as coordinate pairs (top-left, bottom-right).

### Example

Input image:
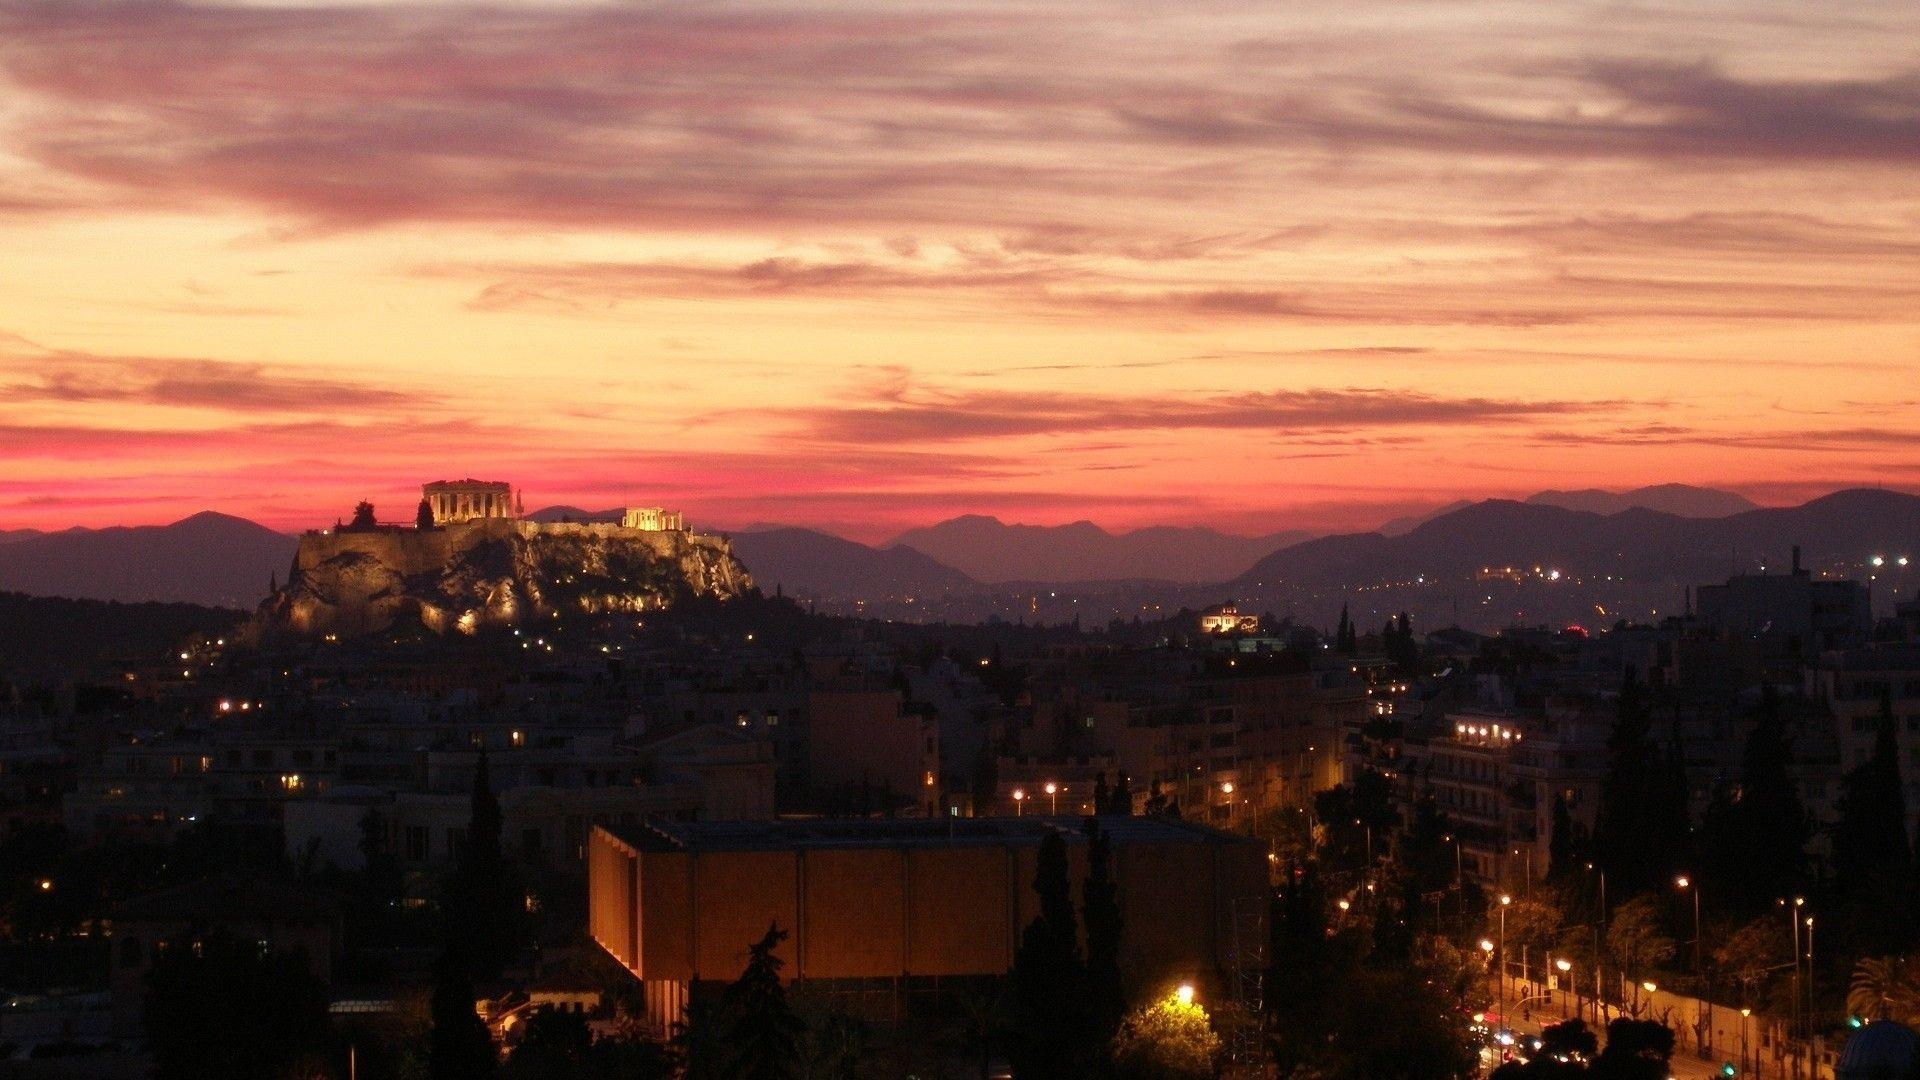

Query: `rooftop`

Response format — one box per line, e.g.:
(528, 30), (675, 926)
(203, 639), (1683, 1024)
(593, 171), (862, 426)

(601, 815), (1252, 854)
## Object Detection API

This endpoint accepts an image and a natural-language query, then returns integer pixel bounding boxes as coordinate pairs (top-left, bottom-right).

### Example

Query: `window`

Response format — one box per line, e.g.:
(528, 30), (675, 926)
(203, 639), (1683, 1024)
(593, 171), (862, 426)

(405, 826), (429, 862)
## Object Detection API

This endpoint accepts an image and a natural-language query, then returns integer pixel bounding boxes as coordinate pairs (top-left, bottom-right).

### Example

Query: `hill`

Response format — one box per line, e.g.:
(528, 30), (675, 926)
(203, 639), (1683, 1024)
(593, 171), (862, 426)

(0, 512), (296, 609)
(257, 518), (751, 638)
(731, 528), (973, 599)
(0, 592), (245, 679)
(888, 515), (1313, 583)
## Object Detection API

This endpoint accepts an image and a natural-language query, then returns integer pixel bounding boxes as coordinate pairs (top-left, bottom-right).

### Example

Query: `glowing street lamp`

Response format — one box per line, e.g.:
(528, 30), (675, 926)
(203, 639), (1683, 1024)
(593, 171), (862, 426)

(1676, 875), (1702, 974)
(1044, 781), (1059, 814)
(1175, 984), (1195, 1006)
(1497, 894), (1511, 1010)
(1012, 788), (1026, 816)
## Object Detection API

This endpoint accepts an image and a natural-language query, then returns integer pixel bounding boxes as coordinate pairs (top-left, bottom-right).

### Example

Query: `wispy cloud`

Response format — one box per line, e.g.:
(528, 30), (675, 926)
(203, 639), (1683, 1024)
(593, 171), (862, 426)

(761, 385), (1621, 444)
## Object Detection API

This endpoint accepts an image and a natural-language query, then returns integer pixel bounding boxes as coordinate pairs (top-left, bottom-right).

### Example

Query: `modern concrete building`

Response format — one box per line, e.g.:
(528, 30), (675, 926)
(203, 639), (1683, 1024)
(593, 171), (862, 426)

(588, 816), (1267, 1030)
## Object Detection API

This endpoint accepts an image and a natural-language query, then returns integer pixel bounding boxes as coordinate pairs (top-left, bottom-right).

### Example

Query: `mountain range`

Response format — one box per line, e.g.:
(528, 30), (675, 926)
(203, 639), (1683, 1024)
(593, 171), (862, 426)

(1525, 483), (1760, 518)
(1, 486), (1912, 615)
(1232, 488), (1920, 589)
(731, 528), (973, 599)
(0, 512), (296, 609)
(886, 515), (1314, 583)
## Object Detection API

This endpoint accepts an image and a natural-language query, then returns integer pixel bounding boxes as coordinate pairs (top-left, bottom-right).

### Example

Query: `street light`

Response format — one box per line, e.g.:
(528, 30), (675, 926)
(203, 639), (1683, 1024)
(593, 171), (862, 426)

(1557, 958), (1575, 1018)
(1481, 938), (1497, 1014)
(1780, 897), (1804, 1037)
(1740, 1007), (1753, 1076)
(1012, 788), (1026, 816)
(1498, 895), (1511, 1012)
(1806, 915), (1816, 1037)
(1676, 875), (1702, 975)
(1176, 984), (1195, 1007)
(1044, 781), (1058, 815)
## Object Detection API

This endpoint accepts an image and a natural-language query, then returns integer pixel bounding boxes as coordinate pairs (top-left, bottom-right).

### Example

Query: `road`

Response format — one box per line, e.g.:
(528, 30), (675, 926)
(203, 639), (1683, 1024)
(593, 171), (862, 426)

(1486, 986), (1765, 1080)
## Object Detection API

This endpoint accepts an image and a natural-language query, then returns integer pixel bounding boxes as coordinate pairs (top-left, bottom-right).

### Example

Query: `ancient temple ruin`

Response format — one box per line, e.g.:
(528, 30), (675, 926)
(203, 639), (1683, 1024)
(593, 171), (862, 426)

(422, 479), (518, 524)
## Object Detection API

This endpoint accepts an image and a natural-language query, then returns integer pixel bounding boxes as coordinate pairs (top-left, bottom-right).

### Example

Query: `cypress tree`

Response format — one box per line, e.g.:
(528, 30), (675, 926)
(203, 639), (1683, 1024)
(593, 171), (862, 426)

(444, 747), (524, 979)
(1008, 832), (1087, 1079)
(1832, 689), (1911, 892)
(1265, 866), (1338, 1075)
(1715, 686), (1808, 910)
(720, 924), (805, 1080)
(1592, 670), (1681, 898)
(1547, 791), (1578, 882)
(1082, 819), (1125, 1070)
(428, 950), (496, 1080)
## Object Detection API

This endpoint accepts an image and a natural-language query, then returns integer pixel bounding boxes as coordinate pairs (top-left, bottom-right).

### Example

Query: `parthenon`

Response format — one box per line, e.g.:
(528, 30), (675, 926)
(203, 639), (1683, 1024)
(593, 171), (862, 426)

(423, 479), (518, 524)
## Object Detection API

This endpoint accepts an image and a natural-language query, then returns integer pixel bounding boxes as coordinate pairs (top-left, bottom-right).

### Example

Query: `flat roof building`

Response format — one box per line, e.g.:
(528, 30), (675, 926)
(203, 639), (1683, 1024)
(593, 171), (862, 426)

(588, 816), (1266, 1030)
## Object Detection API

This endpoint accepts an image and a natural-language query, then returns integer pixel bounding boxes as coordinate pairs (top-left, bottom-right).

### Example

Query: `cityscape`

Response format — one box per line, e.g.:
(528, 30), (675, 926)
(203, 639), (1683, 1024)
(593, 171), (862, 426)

(2, 1), (1918, 1079)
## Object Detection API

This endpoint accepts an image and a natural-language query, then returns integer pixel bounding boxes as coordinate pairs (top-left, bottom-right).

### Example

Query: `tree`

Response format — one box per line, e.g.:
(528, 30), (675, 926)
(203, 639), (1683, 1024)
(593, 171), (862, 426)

(1832, 690), (1912, 893)
(1385, 612), (1420, 673)
(1111, 994), (1221, 1080)
(1503, 896), (1565, 985)
(1547, 791), (1580, 883)
(1589, 1018), (1674, 1080)
(1322, 965), (1480, 1080)
(443, 747), (525, 979)
(720, 924), (806, 1080)
(417, 498), (436, 530)
(1335, 603), (1357, 655)
(429, 949), (497, 1080)
(502, 1006), (592, 1080)
(1591, 671), (1688, 899)
(1490, 1018), (1597, 1079)
(801, 1012), (875, 1080)
(1264, 866), (1345, 1075)
(1849, 955), (1920, 1025)
(1082, 819), (1126, 1058)
(1713, 917), (1789, 1008)
(1008, 832), (1087, 1079)
(1603, 897), (1675, 993)
(145, 934), (332, 1080)
(356, 806), (404, 941)
(1734, 686), (1809, 902)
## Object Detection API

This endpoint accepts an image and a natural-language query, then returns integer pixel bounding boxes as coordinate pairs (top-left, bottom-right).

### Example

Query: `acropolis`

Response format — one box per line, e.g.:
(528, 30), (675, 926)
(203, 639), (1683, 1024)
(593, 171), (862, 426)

(257, 478), (746, 638)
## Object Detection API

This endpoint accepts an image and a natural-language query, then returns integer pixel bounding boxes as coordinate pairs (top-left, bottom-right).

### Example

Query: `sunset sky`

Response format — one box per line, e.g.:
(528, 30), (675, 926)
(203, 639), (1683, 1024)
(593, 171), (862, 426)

(1, 0), (1916, 540)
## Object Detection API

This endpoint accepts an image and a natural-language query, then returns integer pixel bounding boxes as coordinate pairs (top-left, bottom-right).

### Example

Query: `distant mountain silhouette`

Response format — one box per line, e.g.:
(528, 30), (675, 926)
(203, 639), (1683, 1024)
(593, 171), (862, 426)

(1234, 488), (1920, 588)
(1377, 500), (1474, 537)
(888, 515), (1314, 583)
(1526, 484), (1759, 518)
(0, 512), (296, 608)
(0, 529), (46, 545)
(731, 528), (973, 598)
(525, 504), (624, 524)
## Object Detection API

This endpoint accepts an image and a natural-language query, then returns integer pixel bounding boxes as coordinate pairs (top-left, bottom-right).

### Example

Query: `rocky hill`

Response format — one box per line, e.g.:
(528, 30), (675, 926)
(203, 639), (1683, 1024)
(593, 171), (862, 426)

(254, 518), (752, 638)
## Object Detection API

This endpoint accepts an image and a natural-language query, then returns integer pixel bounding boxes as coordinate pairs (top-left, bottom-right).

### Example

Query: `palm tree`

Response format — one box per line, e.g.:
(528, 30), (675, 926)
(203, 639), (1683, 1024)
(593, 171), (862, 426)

(1847, 955), (1920, 1024)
